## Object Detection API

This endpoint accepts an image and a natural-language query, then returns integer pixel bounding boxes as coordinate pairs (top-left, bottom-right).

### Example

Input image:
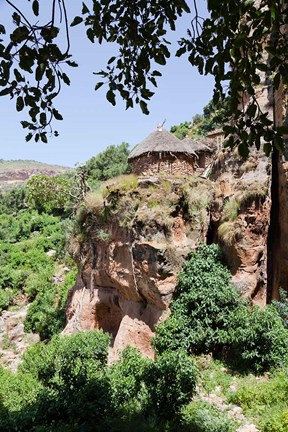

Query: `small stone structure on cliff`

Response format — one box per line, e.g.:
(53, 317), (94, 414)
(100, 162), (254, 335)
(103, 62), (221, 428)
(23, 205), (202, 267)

(128, 125), (214, 176)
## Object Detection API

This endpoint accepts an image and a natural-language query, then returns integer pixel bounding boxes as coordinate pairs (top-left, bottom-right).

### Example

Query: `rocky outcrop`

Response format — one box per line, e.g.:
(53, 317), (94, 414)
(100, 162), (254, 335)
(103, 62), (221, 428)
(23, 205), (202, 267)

(64, 163), (272, 358)
(211, 149), (271, 305)
(64, 176), (212, 359)
(0, 305), (39, 371)
(0, 160), (71, 189)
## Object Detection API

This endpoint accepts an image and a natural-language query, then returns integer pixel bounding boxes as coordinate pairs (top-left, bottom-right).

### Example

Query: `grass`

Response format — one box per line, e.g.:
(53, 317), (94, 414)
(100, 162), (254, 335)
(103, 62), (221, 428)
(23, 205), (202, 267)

(83, 191), (104, 214)
(182, 179), (213, 224)
(96, 229), (111, 241)
(218, 221), (242, 246)
(102, 174), (138, 198)
(197, 357), (234, 396)
(221, 199), (240, 222)
(180, 400), (238, 432)
(217, 180), (268, 247)
(188, 357), (288, 432)
(227, 369), (288, 431)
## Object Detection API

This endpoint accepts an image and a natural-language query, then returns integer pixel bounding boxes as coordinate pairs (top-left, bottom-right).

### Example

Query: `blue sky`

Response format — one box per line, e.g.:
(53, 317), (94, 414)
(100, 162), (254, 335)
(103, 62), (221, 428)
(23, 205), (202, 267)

(0, 1), (214, 167)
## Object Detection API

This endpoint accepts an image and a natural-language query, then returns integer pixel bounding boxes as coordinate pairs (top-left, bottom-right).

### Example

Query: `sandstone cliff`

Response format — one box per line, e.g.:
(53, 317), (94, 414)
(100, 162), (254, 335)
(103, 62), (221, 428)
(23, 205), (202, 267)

(65, 160), (271, 358)
(0, 160), (71, 189)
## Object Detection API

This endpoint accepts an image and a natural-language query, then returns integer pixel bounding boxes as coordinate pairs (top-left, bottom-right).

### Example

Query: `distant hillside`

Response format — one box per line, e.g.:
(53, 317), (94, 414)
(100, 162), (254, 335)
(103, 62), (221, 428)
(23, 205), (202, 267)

(0, 159), (72, 190)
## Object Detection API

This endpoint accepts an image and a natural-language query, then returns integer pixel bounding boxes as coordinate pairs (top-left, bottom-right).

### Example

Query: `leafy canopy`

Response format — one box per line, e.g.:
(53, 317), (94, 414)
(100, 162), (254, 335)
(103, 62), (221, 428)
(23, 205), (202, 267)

(153, 244), (288, 373)
(1, 1), (287, 154)
(85, 142), (131, 182)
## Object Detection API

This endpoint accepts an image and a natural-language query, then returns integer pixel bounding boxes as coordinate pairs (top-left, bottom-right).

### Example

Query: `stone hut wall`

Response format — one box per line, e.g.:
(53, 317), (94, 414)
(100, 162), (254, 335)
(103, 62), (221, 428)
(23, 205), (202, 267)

(130, 153), (195, 176)
(195, 152), (214, 171)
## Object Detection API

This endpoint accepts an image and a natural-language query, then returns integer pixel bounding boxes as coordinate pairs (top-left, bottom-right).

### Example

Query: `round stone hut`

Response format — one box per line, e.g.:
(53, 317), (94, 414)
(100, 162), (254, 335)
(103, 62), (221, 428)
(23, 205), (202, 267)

(128, 126), (197, 176)
(182, 137), (215, 172)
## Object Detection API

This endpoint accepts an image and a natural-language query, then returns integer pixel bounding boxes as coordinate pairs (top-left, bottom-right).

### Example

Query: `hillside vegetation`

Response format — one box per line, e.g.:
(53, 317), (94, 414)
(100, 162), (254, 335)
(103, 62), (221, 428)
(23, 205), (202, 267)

(0, 145), (288, 431)
(0, 159), (71, 173)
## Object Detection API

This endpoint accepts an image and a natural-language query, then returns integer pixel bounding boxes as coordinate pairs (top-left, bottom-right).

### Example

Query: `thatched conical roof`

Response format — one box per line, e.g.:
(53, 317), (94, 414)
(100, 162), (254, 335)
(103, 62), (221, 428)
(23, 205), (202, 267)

(182, 137), (215, 153)
(128, 128), (197, 160)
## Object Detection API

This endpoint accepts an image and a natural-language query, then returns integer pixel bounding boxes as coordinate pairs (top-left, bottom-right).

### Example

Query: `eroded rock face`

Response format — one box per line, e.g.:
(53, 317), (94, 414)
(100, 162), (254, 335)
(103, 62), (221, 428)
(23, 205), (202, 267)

(65, 163), (272, 358)
(64, 177), (212, 359)
(211, 149), (271, 305)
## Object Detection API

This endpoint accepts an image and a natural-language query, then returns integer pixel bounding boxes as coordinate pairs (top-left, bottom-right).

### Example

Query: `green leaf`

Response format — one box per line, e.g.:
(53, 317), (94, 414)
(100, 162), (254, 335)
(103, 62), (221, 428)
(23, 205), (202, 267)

(32, 0), (39, 16)
(140, 100), (149, 115)
(66, 60), (78, 67)
(82, 3), (90, 14)
(40, 112), (46, 126)
(21, 121), (30, 129)
(40, 132), (47, 143)
(86, 28), (94, 43)
(95, 82), (104, 91)
(126, 98), (133, 109)
(106, 90), (116, 106)
(238, 143), (249, 158)
(108, 56), (116, 65)
(16, 96), (24, 112)
(176, 46), (186, 57)
(35, 64), (45, 82)
(11, 26), (30, 43)
(263, 142), (272, 156)
(155, 54), (166, 65)
(12, 12), (21, 26)
(71, 16), (83, 27)
(14, 69), (24, 82)
(0, 87), (11, 96)
(62, 73), (70, 86)
(25, 133), (33, 142)
(52, 109), (63, 121)
(0, 25), (5, 34)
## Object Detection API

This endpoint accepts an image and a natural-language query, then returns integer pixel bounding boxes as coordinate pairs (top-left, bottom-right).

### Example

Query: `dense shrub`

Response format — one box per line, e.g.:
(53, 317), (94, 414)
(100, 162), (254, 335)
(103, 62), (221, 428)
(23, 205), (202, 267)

(229, 305), (288, 372)
(86, 142), (131, 182)
(180, 401), (236, 432)
(228, 369), (288, 432)
(153, 244), (245, 356)
(20, 331), (112, 428)
(108, 346), (151, 409)
(24, 268), (77, 339)
(0, 186), (26, 214)
(145, 349), (198, 419)
(153, 244), (288, 373)
(0, 368), (44, 432)
(272, 288), (288, 329)
(0, 209), (69, 313)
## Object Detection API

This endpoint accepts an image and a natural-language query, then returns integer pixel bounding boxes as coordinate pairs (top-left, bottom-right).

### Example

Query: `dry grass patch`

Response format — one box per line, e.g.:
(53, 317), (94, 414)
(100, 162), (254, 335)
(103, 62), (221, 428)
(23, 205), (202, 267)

(218, 221), (242, 246)
(182, 179), (213, 224)
(102, 174), (138, 198)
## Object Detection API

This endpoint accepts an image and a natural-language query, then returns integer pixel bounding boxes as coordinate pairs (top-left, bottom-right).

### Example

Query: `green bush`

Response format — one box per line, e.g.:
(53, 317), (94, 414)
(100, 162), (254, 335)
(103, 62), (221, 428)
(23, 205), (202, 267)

(0, 367), (44, 431)
(153, 244), (244, 356)
(180, 400), (237, 432)
(86, 142), (131, 182)
(272, 288), (288, 329)
(108, 346), (151, 409)
(229, 305), (288, 372)
(154, 244), (288, 373)
(21, 331), (111, 384)
(145, 349), (198, 419)
(24, 268), (77, 339)
(0, 288), (16, 312)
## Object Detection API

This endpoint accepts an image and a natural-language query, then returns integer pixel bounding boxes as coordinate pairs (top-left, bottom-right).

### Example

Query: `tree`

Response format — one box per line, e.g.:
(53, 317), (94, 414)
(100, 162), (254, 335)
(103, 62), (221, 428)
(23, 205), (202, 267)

(0, 0), (287, 154)
(85, 142), (131, 181)
(26, 174), (71, 213)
